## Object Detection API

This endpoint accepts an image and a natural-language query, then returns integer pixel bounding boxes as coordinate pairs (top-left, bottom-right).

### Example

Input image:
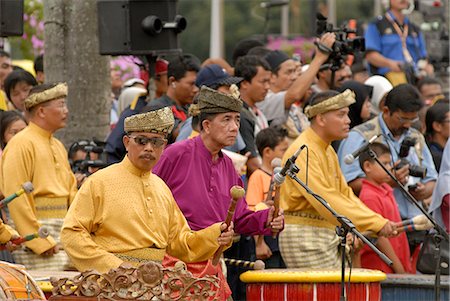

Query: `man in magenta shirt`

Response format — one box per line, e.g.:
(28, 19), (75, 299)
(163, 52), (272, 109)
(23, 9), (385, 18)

(153, 86), (284, 300)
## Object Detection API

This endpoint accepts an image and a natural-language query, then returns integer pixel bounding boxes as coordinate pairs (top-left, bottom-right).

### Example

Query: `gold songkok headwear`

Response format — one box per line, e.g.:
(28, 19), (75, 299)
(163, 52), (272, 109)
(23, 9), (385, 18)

(124, 107), (174, 135)
(24, 83), (68, 110)
(197, 85), (243, 114)
(304, 89), (356, 118)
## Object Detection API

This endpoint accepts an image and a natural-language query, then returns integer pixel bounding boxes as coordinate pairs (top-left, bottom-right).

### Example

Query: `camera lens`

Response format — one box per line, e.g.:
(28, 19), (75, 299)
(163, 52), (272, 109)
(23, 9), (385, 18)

(409, 165), (427, 179)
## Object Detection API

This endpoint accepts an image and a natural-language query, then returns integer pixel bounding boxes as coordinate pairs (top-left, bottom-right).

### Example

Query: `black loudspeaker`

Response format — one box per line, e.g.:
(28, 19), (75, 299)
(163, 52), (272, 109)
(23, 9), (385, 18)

(0, 0), (24, 37)
(97, 0), (186, 55)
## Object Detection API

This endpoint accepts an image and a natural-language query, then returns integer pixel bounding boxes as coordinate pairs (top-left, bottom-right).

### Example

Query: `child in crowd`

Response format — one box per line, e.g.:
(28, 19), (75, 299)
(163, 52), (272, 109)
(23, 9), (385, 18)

(246, 126), (289, 268)
(358, 142), (412, 273)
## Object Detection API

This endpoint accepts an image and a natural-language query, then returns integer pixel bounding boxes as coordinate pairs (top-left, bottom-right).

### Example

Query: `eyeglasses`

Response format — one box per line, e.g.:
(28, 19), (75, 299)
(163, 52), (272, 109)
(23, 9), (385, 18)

(396, 115), (419, 124)
(128, 135), (167, 148)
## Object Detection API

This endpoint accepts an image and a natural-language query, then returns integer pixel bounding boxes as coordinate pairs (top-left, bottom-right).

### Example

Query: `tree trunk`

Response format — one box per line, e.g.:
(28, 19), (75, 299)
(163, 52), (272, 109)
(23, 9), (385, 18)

(44, 0), (111, 146)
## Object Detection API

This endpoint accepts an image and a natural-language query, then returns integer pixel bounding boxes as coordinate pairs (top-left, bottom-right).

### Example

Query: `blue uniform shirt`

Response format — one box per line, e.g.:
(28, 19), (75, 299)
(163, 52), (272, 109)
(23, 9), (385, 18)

(337, 114), (438, 219)
(364, 10), (427, 76)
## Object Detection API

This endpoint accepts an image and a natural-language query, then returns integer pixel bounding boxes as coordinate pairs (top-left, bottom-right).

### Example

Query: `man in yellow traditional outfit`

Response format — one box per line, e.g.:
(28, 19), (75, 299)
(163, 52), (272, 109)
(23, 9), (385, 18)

(1, 82), (77, 271)
(279, 89), (398, 269)
(61, 108), (234, 273)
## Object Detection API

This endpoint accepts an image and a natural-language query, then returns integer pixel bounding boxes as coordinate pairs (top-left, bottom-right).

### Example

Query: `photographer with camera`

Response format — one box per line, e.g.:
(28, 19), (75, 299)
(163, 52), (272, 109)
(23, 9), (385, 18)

(68, 139), (107, 188)
(338, 84), (438, 261)
(255, 32), (335, 127)
(364, 0), (434, 85)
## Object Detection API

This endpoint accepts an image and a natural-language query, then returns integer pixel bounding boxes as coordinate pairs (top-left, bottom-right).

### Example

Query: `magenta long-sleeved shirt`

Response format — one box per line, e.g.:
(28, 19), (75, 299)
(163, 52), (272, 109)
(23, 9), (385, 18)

(153, 135), (271, 235)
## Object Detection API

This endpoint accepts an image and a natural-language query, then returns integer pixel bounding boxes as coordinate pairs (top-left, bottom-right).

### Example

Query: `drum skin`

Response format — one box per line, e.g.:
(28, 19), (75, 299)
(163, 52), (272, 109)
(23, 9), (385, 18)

(241, 268), (386, 301)
(0, 261), (46, 300)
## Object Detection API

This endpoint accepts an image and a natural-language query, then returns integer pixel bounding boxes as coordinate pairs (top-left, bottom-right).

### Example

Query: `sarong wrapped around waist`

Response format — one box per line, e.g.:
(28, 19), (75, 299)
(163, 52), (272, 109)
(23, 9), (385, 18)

(163, 254), (231, 301)
(280, 210), (341, 269)
(10, 196), (71, 271)
(284, 210), (335, 230)
(113, 247), (166, 266)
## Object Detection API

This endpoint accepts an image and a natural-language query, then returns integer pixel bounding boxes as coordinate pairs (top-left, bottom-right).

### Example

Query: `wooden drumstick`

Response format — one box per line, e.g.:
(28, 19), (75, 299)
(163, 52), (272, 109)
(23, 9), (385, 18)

(271, 180), (281, 238)
(224, 258), (265, 270)
(212, 185), (245, 266)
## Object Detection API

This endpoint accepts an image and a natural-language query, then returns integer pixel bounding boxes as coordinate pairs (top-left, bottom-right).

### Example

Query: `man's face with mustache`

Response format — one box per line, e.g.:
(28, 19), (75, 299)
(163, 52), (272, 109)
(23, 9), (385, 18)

(123, 132), (167, 172)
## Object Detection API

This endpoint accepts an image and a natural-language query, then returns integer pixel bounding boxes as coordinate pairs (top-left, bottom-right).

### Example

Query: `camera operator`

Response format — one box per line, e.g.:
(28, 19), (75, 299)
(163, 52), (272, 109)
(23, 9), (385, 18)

(68, 140), (105, 187)
(311, 62), (352, 93)
(364, 0), (434, 85)
(255, 33), (335, 127)
(338, 84), (438, 258)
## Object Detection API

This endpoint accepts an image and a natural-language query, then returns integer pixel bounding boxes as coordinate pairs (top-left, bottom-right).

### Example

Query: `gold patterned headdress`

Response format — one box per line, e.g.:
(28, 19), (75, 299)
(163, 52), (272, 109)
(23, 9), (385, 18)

(197, 85), (243, 114)
(124, 107), (174, 135)
(25, 83), (68, 110)
(304, 89), (356, 118)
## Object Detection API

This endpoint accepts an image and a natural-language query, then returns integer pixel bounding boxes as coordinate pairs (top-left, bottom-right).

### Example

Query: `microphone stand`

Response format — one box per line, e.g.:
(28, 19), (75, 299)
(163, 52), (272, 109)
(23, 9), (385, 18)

(285, 163), (392, 301)
(367, 149), (449, 301)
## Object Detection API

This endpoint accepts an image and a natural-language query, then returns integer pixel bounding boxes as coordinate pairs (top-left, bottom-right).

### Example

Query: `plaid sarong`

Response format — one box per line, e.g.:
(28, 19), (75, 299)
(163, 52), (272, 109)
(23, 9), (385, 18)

(11, 218), (72, 271)
(279, 223), (341, 269)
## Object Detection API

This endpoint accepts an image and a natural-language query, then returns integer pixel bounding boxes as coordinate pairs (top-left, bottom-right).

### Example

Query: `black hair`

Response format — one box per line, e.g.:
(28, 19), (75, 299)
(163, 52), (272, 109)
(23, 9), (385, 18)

(231, 38), (264, 66)
(68, 139), (97, 160)
(307, 90), (340, 120)
(247, 46), (272, 58)
(167, 56), (200, 81)
(384, 83), (423, 113)
(234, 55), (271, 83)
(34, 54), (44, 73)
(0, 110), (27, 148)
(0, 50), (10, 58)
(199, 112), (219, 131)
(358, 142), (391, 171)
(255, 126), (288, 156)
(416, 76), (442, 92)
(4, 69), (38, 100)
(425, 102), (450, 136)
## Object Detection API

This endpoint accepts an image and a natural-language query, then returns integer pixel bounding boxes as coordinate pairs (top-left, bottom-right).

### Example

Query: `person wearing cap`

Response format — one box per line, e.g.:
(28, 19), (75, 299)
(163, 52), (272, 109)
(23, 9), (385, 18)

(312, 62), (352, 93)
(61, 107), (234, 274)
(279, 90), (398, 269)
(256, 33), (335, 127)
(364, 75), (393, 115)
(117, 78), (148, 116)
(153, 86), (284, 300)
(1, 82), (77, 271)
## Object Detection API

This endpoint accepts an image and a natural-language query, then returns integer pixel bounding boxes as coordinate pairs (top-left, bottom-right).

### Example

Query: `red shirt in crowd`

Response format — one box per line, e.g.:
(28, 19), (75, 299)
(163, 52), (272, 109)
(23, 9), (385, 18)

(359, 179), (412, 273)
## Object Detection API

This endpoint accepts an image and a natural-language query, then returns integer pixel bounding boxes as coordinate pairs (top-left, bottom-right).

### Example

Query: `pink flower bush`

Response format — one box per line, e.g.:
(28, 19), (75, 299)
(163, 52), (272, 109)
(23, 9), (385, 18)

(266, 35), (316, 64)
(110, 56), (143, 82)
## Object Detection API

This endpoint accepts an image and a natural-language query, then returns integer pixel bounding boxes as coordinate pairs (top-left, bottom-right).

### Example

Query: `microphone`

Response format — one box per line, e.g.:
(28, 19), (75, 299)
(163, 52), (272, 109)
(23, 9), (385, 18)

(344, 134), (380, 165)
(261, 0), (289, 8)
(271, 158), (282, 169)
(264, 159), (282, 204)
(273, 145), (306, 185)
(0, 182), (34, 209)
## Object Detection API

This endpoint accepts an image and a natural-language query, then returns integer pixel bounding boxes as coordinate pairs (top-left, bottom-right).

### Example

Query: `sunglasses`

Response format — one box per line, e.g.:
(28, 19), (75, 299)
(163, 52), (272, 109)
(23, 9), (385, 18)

(128, 135), (167, 148)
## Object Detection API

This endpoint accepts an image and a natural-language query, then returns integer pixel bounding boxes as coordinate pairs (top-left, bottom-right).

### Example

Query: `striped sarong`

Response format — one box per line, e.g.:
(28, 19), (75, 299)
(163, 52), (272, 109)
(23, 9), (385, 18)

(280, 222), (342, 269)
(11, 219), (72, 271)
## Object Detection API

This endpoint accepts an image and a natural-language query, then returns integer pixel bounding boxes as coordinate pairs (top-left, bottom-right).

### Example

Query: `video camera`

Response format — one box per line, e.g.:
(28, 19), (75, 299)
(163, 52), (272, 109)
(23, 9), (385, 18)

(69, 139), (108, 175)
(316, 13), (365, 71)
(395, 136), (427, 179)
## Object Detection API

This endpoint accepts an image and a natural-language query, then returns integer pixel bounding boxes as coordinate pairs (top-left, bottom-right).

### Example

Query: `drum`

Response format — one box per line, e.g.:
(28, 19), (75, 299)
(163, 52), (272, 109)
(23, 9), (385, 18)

(240, 268), (386, 301)
(0, 261), (46, 300)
